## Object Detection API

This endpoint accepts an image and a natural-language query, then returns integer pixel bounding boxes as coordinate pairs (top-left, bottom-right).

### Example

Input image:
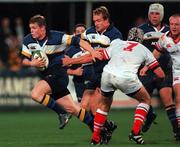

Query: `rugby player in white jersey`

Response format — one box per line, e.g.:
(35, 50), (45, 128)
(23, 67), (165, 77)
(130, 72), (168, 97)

(153, 13), (180, 140)
(90, 38), (165, 144)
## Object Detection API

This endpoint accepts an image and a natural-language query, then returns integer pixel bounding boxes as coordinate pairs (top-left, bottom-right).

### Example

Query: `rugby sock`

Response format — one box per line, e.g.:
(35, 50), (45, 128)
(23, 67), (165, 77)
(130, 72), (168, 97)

(92, 109), (108, 143)
(165, 105), (179, 133)
(77, 108), (94, 131)
(40, 94), (67, 114)
(176, 109), (180, 128)
(132, 103), (149, 135)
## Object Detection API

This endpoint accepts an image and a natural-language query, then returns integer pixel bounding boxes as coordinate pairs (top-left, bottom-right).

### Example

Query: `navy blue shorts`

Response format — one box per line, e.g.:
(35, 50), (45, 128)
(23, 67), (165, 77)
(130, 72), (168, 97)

(139, 69), (172, 95)
(41, 64), (70, 98)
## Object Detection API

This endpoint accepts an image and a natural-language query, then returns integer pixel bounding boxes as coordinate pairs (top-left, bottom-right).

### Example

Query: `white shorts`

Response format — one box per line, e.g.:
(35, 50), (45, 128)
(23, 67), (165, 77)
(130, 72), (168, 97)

(101, 71), (142, 95)
(173, 70), (180, 86)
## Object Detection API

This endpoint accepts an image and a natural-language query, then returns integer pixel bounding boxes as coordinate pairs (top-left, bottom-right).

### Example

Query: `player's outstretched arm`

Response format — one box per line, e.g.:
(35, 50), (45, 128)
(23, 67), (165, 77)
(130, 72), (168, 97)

(62, 54), (93, 67)
(79, 39), (102, 61)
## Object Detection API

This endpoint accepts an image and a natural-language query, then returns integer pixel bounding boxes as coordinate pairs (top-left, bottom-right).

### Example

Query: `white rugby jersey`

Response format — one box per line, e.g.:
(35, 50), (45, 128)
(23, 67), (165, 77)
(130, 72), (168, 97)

(156, 34), (180, 72)
(101, 39), (159, 78)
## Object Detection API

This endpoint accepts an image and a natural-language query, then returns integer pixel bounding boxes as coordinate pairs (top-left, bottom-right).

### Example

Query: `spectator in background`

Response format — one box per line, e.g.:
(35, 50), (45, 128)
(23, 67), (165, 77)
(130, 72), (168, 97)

(15, 17), (25, 45)
(0, 17), (12, 66)
(133, 16), (146, 27)
(7, 48), (22, 72)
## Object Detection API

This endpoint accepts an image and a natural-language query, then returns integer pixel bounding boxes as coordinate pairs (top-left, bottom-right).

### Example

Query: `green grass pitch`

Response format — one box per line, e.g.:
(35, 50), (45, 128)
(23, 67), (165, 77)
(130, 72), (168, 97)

(0, 108), (179, 147)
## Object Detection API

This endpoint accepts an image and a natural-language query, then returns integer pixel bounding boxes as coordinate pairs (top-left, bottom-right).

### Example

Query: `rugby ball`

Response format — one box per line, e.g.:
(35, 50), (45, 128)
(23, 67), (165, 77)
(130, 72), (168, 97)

(32, 50), (49, 71)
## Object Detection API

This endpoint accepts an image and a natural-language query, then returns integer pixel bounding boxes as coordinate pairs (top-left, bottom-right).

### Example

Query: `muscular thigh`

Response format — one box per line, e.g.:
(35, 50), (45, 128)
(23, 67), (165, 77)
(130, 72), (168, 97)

(80, 89), (95, 110)
(31, 80), (52, 102)
(156, 71), (172, 90)
(43, 65), (69, 94)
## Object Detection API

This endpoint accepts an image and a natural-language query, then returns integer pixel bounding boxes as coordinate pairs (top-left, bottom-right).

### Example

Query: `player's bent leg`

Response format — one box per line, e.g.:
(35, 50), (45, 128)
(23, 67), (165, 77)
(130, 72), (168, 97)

(31, 80), (51, 102)
(159, 87), (178, 133)
(56, 94), (94, 131)
(174, 84), (180, 140)
(31, 81), (71, 130)
(142, 105), (157, 132)
(56, 94), (80, 115)
(89, 88), (112, 115)
(91, 91), (113, 144)
(129, 87), (150, 144)
(80, 89), (95, 111)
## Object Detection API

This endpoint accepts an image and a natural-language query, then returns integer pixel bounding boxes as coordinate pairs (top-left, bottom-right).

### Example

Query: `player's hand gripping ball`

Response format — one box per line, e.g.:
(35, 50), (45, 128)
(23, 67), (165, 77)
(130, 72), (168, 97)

(32, 50), (49, 71)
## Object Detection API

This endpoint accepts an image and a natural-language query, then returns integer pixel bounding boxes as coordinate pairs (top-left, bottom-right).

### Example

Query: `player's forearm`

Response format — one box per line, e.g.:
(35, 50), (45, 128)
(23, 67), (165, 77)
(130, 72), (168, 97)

(70, 54), (92, 65)
(153, 67), (165, 79)
(67, 69), (75, 75)
(79, 39), (94, 54)
(22, 58), (32, 67)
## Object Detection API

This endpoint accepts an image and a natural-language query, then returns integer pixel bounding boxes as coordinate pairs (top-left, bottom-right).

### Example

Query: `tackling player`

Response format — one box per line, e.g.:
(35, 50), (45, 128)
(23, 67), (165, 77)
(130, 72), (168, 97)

(91, 39), (165, 145)
(62, 6), (123, 144)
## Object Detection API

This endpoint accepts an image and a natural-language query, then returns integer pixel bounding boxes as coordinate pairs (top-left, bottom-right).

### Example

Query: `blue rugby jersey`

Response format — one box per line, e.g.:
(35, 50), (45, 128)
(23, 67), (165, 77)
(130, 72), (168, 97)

(21, 30), (80, 68)
(139, 22), (172, 73)
(81, 25), (123, 73)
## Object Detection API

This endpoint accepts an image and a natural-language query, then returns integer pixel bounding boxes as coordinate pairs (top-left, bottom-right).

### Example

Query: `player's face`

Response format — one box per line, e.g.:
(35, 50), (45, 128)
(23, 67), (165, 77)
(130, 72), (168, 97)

(29, 23), (46, 40)
(93, 14), (109, 33)
(169, 17), (180, 37)
(148, 12), (161, 26)
(74, 26), (86, 35)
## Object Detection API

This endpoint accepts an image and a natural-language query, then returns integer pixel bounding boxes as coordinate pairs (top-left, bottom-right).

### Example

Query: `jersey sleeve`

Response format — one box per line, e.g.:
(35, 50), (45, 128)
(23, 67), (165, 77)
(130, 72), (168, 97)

(61, 33), (80, 47)
(21, 43), (32, 59)
(155, 34), (177, 53)
(100, 39), (120, 60)
(61, 34), (73, 46)
(143, 44), (159, 70)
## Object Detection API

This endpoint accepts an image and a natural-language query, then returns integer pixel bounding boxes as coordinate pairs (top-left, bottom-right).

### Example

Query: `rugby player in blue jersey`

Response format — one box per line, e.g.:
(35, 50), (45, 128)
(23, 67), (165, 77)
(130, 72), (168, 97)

(66, 24), (95, 103)
(62, 6), (123, 144)
(20, 14), (101, 133)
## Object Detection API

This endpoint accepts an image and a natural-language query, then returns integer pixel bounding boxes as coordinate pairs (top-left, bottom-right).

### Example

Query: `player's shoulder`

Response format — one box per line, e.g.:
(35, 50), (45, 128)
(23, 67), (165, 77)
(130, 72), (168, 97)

(23, 34), (35, 45)
(162, 24), (170, 32)
(65, 45), (81, 57)
(138, 23), (152, 33)
(85, 26), (96, 34)
(105, 25), (123, 41)
(49, 30), (65, 38)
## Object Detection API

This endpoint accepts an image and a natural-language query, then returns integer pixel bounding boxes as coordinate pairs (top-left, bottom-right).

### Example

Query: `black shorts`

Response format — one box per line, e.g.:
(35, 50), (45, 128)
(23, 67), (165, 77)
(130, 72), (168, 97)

(139, 69), (172, 94)
(85, 73), (101, 90)
(41, 64), (69, 96)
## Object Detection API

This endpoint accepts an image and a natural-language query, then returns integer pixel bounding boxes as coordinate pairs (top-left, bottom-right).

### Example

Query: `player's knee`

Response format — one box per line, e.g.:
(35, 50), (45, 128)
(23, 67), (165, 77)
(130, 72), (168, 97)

(31, 90), (42, 103)
(80, 101), (90, 110)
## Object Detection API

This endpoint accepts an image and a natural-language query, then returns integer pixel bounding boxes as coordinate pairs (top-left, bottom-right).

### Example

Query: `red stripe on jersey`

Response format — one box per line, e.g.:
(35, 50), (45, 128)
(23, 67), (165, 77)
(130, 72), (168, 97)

(148, 60), (159, 69)
(101, 49), (110, 60)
